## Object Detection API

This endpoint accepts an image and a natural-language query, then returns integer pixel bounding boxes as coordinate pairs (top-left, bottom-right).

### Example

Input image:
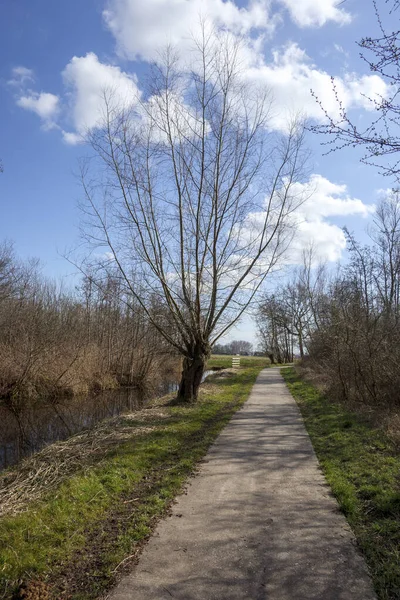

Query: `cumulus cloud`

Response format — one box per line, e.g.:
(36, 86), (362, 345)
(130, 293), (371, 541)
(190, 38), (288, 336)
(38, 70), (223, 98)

(103, 0), (273, 61)
(61, 52), (140, 143)
(290, 174), (375, 262)
(8, 66), (35, 87)
(8, 4), (384, 157)
(99, 0), (375, 136)
(9, 65), (60, 128)
(9, 54), (140, 143)
(17, 92), (60, 126)
(10, 42), (388, 155)
(243, 174), (374, 264)
(61, 53), (138, 133)
(295, 174), (375, 220)
(277, 0), (351, 27)
(345, 73), (388, 111)
(103, 0), (352, 65)
(243, 43), (389, 131)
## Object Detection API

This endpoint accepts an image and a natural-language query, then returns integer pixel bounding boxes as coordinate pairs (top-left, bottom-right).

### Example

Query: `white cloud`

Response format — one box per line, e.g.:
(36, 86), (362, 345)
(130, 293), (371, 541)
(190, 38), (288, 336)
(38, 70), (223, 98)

(61, 52), (140, 142)
(295, 174), (375, 219)
(8, 15), (386, 168)
(243, 174), (374, 263)
(244, 43), (389, 131)
(103, 0), (273, 62)
(17, 92), (60, 127)
(290, 174), (374, 262)
(61, 131), (83, 145)
(8, 66), (35, 87)
(346, 73), (388, 111)
(103, 0), (351, 65)
(9, 66), (59, 128)
(99, 0), (379, 134)
(277, 0), (351, 27)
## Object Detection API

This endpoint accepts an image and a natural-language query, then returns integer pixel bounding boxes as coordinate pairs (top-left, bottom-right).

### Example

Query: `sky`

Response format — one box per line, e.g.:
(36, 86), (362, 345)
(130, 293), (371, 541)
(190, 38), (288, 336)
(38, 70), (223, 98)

(0, 0), (395, 344)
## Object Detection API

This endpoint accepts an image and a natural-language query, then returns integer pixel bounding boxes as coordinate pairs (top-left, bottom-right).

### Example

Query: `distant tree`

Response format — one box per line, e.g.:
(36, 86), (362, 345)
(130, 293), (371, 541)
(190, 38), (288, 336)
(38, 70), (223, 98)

(257, 294), (293, 363)
(229, 340), (253, 355)
(213, 340), (253, 355)
(256, 248), (327, 362)
(310, 0), (400, 181)
(0, 241), (15, 301)
(213, 343), (225, 355)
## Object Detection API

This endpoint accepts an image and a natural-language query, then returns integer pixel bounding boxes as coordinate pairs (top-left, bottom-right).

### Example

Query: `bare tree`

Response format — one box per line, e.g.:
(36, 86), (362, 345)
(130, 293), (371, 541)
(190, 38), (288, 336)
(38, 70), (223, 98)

(257, 294), (293, 364)
(289, 193), (400, 408)
(0, 241), (16, 302)
(369, 191), (400, 316)
(310, 0), (400, 180)
(81, 30), (308, 401)
(256, 247), (328, 361)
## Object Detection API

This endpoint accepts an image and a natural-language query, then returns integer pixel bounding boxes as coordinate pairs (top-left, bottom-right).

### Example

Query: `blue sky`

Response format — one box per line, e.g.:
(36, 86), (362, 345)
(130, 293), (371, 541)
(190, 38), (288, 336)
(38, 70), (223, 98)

(0, 0), (394, 340)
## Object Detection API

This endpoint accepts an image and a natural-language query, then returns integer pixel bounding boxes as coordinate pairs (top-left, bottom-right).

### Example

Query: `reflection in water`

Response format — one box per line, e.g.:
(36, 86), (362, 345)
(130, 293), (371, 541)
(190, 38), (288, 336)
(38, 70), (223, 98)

(0, 370), (214, 470)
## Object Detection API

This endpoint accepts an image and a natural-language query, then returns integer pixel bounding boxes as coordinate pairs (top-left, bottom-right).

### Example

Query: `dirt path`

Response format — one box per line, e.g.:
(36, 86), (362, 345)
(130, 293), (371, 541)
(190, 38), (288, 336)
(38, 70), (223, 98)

(108, 368), (376, 600)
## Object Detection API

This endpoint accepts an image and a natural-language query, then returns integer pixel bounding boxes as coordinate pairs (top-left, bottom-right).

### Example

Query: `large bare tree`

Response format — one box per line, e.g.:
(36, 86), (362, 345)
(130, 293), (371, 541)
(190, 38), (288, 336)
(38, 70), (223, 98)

(81, 31), (308, 402)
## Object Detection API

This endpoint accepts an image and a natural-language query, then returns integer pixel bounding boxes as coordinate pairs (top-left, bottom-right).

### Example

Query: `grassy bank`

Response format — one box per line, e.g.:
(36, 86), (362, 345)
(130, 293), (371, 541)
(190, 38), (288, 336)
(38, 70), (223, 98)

(282, 367), (400, 600)
(0, 359), (268, 599)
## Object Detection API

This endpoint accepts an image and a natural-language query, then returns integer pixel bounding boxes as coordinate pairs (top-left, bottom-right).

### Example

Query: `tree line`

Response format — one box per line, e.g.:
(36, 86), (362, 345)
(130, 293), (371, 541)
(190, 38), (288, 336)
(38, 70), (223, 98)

(212, 340), (253, 355)
(0, 241), (178, 414)
(257, 191), (400, 406)
(258, 0), (400, 404)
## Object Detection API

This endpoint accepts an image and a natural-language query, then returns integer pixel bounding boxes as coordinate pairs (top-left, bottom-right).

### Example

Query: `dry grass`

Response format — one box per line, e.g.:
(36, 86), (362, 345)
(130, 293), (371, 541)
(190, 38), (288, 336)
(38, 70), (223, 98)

(0, 401), (172, 519)
(0, 369), (231, 519)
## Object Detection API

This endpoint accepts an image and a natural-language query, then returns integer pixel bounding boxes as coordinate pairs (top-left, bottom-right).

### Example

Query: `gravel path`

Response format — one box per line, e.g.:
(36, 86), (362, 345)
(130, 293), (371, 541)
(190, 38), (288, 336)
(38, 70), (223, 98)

(108, 368), (376, 600)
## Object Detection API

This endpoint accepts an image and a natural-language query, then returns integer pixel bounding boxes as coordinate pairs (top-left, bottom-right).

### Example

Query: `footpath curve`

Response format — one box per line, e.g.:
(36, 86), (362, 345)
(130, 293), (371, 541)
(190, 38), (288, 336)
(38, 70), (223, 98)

(108, 368), (376, 600)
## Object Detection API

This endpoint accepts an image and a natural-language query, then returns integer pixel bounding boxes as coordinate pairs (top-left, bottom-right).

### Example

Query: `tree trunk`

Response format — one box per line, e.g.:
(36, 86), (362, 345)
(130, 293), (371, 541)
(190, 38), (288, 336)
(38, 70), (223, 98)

(177, 352), (207, 403)
(298, 328), (304, 359)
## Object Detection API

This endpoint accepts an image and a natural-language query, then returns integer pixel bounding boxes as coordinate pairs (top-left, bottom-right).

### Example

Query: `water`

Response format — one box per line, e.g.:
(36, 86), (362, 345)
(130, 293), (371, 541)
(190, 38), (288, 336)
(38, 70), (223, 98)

(0, 370), (215, 471)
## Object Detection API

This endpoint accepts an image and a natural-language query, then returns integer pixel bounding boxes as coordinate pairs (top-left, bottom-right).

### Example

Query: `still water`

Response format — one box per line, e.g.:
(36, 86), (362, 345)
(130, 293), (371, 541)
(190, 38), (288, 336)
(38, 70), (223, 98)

(0, 371), (214, 470)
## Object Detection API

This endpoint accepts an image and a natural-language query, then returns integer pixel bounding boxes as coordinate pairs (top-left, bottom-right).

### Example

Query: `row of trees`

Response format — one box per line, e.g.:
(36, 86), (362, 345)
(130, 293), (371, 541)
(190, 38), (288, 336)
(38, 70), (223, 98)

(0, 241), (178, 412)
(257, 191), (400, 406)
(212, 340), (253, 355)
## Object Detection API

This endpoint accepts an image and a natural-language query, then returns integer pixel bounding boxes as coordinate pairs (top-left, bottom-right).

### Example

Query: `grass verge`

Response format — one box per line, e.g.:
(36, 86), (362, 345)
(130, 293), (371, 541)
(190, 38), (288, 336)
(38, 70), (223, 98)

(0, 360), (268, 600)
(282, 367), (400, 600)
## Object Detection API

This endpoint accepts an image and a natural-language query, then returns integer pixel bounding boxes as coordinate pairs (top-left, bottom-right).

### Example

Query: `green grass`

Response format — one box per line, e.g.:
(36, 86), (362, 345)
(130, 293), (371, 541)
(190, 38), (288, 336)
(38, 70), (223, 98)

(207, 354), (270, 369)
(282, 367), (400, 600)
(0, 360), (266, 599)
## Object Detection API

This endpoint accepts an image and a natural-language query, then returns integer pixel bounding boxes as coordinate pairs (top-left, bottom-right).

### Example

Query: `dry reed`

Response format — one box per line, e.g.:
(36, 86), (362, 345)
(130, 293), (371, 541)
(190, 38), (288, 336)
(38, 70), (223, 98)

(0, 404), (171, 518)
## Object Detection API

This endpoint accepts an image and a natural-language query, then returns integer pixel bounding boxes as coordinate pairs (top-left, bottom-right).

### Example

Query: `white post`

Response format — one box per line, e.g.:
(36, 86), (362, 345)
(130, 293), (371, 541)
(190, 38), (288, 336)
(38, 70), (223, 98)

(232, 355), (241, 368)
